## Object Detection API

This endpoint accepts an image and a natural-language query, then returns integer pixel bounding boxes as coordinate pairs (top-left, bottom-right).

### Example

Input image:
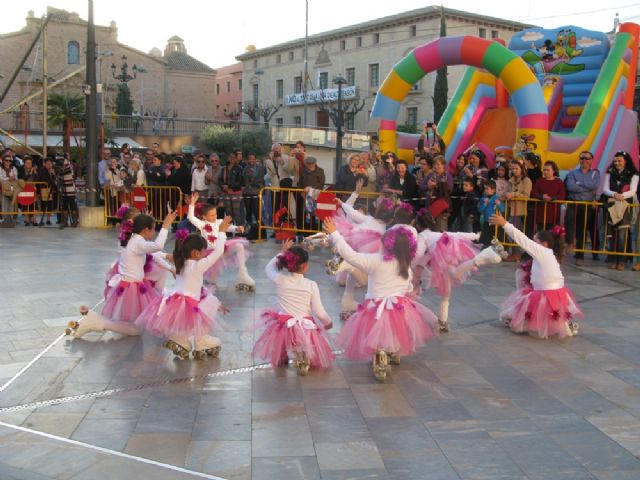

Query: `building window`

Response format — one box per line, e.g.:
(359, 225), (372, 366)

(216, 83), (220, 95)
(294, 76), (302, 94)
(238, 79), (242, 90)
(275, 117), (284, 126)
(289, 51), (294, 61)
(216, 105), (220, 115)
(373, 33), (379, 44)
(411, 81), (421, 92)
(253, 59), (258, 68)
(252, 84), (259, 106)
(294, 116), (302, 127)
(479, 28), (486, 39)
(406, 107), (418, 127)
(346, 67), (355, 87)
(226, 81), (231, 93)
(237, 102), (242, 112)
(276, 54), (281, 64)
(340, 39), (346, 50)
(345, 114), (355, 131)
(67, 41), (80, 64)
(356, 37), (362, 47)
(369, 63), (379, 88)
(276, 79), (284, 99)
(319, 72), (328, 90)
(410, 25), (417, 37)
(491, 30), (499, 39)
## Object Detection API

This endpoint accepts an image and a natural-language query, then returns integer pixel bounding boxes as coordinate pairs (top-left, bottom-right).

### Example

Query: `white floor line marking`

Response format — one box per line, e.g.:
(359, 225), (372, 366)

(0, 421), (227, 479)
(0, 299), (104, 394)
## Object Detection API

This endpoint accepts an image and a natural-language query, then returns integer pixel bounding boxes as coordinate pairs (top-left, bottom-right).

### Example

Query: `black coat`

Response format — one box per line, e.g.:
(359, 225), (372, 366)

(388, 173), (417, 201)
(168, 166), (191, 195)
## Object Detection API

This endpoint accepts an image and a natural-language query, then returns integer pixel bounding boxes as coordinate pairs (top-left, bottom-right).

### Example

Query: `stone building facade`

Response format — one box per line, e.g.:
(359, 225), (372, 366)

(0, 7), (215, 133)
(213, 62), (243, 122)
(236, 6), (533, 132)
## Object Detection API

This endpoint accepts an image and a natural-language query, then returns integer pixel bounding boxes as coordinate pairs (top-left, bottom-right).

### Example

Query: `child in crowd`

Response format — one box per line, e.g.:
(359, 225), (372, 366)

(478, 180), (505, 247)
(71, 211), (177, 338)
(136, 221), (231, 359)
(324, 217), (439, 381)
(253, 239), (334, 375)
(461, 177), (480, 233)
(489, 210), (582, 338)
(187, 193), (255, 291)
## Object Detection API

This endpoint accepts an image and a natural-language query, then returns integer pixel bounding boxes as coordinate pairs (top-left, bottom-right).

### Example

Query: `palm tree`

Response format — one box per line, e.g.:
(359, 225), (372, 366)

(47, 93), (85, 155)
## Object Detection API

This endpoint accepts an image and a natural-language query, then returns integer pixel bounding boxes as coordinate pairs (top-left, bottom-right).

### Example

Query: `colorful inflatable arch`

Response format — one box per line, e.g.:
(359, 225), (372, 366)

(372, 36), (549, 160)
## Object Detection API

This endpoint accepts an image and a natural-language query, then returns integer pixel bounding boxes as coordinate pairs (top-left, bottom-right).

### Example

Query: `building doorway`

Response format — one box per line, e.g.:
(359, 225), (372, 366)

(316, 110), (329, 128)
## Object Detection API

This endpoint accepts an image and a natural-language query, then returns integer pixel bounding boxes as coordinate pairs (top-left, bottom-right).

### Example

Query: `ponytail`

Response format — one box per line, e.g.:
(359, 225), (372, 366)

(276, 246), (309, 273)
(173, 230), (207, 274)
(382, 225), (418, 280)
(119, 219), (134, 247)
(538, 226), (565, 262)
(393, 234), (412, 279)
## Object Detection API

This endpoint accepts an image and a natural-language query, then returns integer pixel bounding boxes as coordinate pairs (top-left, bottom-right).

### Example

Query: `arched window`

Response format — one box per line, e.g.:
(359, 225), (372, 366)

(67, 41), (80, 64)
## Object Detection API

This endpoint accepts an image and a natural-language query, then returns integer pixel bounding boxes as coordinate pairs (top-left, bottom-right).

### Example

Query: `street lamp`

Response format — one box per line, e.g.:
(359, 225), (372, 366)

(333, 74), (347, 176)
(111, 55), (137, 83)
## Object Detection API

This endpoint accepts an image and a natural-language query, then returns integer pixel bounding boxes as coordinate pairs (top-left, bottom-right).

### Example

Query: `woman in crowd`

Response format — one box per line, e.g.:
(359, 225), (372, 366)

(531, 160), (565, 231)
(19, 155), (39, 226)
(386, 160), (417, 203)
(423, 156), (453, 232)
(504, 161), (532, 262)
(376, 152), (396, 193)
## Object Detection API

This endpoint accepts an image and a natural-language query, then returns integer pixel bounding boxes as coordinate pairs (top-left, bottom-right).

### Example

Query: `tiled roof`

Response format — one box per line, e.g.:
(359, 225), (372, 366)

(164, 51), (215, 73)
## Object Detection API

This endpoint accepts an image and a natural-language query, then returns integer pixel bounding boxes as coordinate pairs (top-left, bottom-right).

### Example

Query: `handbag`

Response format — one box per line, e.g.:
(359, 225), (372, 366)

(40, 187), (51, 201)
(428, 198), (449, 218)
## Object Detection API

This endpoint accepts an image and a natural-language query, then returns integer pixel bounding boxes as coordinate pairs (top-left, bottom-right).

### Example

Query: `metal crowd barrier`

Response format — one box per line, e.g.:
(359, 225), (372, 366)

(103, 185), (184, 226)
(0, 181), (63, 224)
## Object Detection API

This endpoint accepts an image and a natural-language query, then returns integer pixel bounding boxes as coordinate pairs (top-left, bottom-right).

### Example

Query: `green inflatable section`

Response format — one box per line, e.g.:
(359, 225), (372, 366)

(480, 42), (515, 76)
(394, 52), (425, 85)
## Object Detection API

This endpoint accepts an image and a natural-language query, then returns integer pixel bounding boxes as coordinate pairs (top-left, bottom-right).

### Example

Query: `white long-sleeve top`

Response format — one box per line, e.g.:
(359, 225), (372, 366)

(118, 229), (169, 282)
(602, 173), (639, 199)
(340, 201), (386, 235)
(265, 256), (331, 326)
(330, 231), (412, 299)
(174, 233), (226, 299)
(188, 204), (238, 248)
(503, 222), (564, 290)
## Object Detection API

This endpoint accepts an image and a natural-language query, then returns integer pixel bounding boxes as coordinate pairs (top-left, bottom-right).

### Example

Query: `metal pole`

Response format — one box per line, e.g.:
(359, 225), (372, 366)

(85, 0), (99, 207)
(303, 0), (308, 128)
(335, 82), (343, 177)
(42, 22), (48, 159)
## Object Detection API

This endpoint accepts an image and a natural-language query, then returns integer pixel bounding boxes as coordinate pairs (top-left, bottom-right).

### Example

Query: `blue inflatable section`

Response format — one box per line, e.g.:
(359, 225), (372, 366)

(509, 26), (610, 110)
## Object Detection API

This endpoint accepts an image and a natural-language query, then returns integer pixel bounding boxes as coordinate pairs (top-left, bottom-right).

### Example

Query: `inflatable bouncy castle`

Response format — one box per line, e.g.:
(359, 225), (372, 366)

(371, 23), (639, 174)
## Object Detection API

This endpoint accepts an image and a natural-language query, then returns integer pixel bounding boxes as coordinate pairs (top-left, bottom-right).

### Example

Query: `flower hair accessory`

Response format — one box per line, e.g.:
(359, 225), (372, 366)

(379, 197), (394, 211)
(194, 202), (204, 218)
(116, 204), (130, 219)
(175, 228), (189, 242)
(417, 207), (429, 217)
(278, 250), (299, 272)
(397, 202), (413, 213)
(551, 225), (566, 237)
(119, 219), (133, 241)
(383, 225), (418, 261)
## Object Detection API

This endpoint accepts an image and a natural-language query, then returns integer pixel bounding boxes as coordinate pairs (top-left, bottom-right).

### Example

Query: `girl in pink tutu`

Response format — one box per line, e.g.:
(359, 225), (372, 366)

(71, 211), (177, 339)
(324, 217), (439, 381)
(187, 194), (255, 292)
(253, 239), (334, 375)
(136, 219), (232, 359)
(489, 210), (582, 338)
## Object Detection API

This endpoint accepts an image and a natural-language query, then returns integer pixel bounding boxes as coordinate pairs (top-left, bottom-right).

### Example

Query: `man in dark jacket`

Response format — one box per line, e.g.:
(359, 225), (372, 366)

(298, 156), (326, 231)
(219, 152), (245, 226)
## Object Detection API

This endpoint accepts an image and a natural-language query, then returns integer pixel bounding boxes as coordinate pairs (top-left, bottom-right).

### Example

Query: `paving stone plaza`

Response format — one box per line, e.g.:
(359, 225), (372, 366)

(1, 227), (640, 480)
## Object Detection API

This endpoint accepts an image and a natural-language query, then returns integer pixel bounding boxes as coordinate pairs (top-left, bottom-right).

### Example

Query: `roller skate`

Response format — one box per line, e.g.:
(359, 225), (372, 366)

(302, 232), (329, 251)
(491, 238), (509, 260)
(325, 254), (343, 276)
(193, 335), (222, 360)
(474, 245), (503, 267)
(568, 321), (579, 336)
(164, 335), (191, 360)
(340, 294), (358, 321)
(387, 351), (401, 365)
(67, 306), (106, 338)
(438, 319), (449, 333)
(235, 268), (255, 292)
(372, 350), (390, 381)
(501, 315), (511, 327)
(294, 351), (310, 376)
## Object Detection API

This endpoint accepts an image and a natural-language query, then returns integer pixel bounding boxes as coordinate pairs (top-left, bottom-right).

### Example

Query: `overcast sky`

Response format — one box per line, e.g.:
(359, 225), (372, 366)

(3, 1), (638, 68)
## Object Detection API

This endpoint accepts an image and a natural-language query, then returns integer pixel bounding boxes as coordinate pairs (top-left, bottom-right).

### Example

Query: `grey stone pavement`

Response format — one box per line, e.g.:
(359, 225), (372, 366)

(1, 226), (640, 479)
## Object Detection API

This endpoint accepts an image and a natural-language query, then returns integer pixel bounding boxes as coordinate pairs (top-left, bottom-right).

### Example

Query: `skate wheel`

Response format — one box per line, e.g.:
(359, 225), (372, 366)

(388, 352), (400, 365)
(205, 346), (221, 358)
(68, 320), (79, 329)
(192, 350), (207, 360)
(64, 328), (73, 335)
(438, 320), (449, 333)
(340, 311), (353, 321)
(79, 306), (88, 316)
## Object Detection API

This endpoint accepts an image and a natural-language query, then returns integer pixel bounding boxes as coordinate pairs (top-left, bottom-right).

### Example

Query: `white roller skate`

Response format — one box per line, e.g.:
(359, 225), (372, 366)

(302, 232), (329, 251)
(568, 321), (579, 336)
(325, 254), (343, 276)
(67, 306), (106, 338)
(340, 293), (358, 321)
(164, 335), (191, 360)
(387, 351), (401, 365)
(491, 238), (509, 260)
(438, 319), (450, 333)
(294, 351), (310, 376)
(193, 335), (222, 360)
(372, 350), (390, 381)
(235, 268), (255, 293)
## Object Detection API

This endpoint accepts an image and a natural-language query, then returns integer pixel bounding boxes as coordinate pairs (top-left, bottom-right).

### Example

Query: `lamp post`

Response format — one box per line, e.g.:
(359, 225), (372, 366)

(136, 65), (146, 115)
(111, 55), (138, 83)
(303, 0), (308, 128)
(333, 74), (346, 177)
(85, 0), (99, 207)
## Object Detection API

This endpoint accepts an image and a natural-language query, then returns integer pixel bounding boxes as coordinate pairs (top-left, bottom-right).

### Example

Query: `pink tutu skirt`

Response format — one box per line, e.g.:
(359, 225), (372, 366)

(135, 287), (223, 338)
(102, 278), (161, 323)
(333, 212), (382, 253)
(204, 238), (250, 282)
(252, 310), (335, 368)
(336, 296), (438, 360)
(500, 286), (583, 339)
(427, 234), (479, 297)
(105, 255), (168, 297)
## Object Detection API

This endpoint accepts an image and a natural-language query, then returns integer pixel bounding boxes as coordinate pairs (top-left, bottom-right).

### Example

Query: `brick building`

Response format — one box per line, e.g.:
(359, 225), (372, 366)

(0, 7), (216, 134)
(213, 62), (243, 122)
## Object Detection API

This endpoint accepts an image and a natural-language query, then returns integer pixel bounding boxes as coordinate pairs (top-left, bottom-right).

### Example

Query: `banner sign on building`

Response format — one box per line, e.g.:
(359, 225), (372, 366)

(285, 86), (358, 106)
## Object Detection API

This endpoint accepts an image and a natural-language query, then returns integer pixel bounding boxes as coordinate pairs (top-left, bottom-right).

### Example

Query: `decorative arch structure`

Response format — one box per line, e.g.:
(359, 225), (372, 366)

(371, 36), (548, 160)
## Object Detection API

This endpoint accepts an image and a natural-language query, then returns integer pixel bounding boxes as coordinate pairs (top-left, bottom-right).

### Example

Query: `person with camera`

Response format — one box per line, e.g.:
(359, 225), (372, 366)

(335, 153), (368, 194)
(376, 152), (396, 192)
(58, 154), (79, 228)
